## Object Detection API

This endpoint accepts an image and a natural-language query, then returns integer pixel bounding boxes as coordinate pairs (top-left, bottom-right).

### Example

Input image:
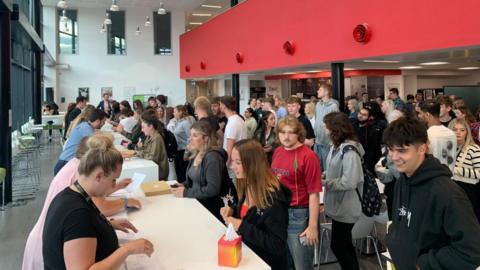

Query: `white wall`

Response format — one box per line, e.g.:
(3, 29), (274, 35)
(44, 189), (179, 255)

(384, 75), (404, 98)
(49, 7), (186, 109)
(403, 75), (418, 97)
(239, 75), (250, 110)
(350, 76), (367, 96)
(43, 7), (58, 97)
(417, 73), (480, 89)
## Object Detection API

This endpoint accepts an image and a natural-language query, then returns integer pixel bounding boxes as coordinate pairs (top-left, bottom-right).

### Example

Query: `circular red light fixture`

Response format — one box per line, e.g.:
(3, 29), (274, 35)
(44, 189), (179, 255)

(235, 52), (244, 64)
(353, 23), (371, 43)
(283, 40), (296, 55)
(185, 65), (191, 72)
(200, 61), (207, 70)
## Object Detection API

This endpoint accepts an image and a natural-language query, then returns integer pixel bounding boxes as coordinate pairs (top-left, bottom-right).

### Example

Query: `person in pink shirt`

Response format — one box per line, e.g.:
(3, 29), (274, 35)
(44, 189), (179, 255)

(22, 134), (141, 270)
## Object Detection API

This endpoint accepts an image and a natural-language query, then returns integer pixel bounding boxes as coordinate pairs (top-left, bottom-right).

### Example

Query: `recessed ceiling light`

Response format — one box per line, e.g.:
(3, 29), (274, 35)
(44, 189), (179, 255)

(344, 68), (355, 71)
(192, 13), (212, 17)
(458, 67), (480, 70)
(201, 4), (222, 9)
(282, 72), (295, 75)
(419, 62), (449, 65)
(399, 66), (423, 69)
(363, 60), (400, 63)
(189, 22), (203, 25)
(307, 70), (323, 73)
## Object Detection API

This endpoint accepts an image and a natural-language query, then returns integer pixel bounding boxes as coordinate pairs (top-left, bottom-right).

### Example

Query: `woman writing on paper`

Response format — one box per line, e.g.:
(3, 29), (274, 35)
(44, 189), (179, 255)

(23, 134), (141, 270)
(220, 139), (290, 270)
(42, 133), (153, 269)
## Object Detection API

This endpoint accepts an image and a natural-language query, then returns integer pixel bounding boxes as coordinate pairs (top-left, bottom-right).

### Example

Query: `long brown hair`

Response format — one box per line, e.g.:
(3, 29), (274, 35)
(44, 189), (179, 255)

(66, 105), (95, 138)
(323, 112), (358, 147)
(456, 105), (476, 124)
(234, 139), (280, 209)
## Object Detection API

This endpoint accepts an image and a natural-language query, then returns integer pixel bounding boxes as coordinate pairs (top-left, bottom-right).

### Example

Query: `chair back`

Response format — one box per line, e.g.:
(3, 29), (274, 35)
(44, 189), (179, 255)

(351, 214), (375, 240)
(0, 168), (5, 184)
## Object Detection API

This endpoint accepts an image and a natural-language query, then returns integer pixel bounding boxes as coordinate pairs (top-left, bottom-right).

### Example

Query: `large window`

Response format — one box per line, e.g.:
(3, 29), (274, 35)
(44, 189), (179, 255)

(153, 12), (172, 55)
(58, 9), (78, 54)
(107, 11), (126, 55)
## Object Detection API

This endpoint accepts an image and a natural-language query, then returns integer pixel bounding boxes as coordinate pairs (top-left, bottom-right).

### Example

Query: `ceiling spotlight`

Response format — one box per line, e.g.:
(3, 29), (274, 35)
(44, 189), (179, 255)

(201, 4), (222, 9)
(100, 24), (106, 33)
(135, 26), (141, 35)
(192, 13), (212, 17)
(104, 13), (112, 25)
(110, 0), (119, 12)
(157, 2), (166, 15)
(57, 0), (67, 9)
(399, 66), (423, 69)
(419, 62), (449, 65)
(144, 16), (151, 27)
(363, 60), (400, 63)
(60, 9), (68, 23)
(458, 67), (480, 70)
(189, 22), (202, 25)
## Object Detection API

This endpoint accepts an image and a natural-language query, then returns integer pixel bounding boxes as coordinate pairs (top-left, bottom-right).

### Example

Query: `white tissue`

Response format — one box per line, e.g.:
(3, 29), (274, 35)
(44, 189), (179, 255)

(224, 223), (239, 241)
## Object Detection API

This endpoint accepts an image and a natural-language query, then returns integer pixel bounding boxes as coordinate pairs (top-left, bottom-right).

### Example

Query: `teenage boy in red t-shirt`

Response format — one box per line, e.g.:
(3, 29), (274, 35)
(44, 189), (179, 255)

(271, 116), (322, 270)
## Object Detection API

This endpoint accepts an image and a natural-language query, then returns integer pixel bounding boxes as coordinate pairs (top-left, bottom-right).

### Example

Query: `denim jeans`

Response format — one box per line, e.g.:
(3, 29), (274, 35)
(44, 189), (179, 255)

(287, 208), (314, 270)
(314, 143), (330, 171)
(53, 159), (68, 176)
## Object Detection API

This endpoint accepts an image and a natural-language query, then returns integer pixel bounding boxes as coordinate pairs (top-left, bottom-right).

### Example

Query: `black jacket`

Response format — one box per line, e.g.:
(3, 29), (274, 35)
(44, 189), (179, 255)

(234, 184), (291, 270)
(183, 148), (237, 221)
(386, 155), (480, 270)
(354, 119), (384, 173)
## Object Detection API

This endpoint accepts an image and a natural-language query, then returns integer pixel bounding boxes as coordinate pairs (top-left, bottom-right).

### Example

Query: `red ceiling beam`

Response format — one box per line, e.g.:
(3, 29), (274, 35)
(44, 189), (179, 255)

(180, 0), (480, 79)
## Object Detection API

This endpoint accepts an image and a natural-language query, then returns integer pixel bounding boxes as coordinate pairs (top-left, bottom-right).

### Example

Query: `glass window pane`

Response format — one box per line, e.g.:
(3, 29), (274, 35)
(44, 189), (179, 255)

(153, 12), (172, 55)
(57, 9), (78, 54)
(107, 11), (126, 55)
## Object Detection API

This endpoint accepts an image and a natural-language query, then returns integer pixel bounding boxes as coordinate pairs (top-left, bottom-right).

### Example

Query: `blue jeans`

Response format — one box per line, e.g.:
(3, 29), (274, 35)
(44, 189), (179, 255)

(314, 143), (330, 171)
(287, 208), (314, 270)
(54, 159), (68, 176)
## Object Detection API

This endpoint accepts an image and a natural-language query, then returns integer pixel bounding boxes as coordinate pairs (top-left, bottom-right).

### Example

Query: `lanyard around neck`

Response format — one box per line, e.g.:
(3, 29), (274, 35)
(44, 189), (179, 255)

(73, 180), (112, 227)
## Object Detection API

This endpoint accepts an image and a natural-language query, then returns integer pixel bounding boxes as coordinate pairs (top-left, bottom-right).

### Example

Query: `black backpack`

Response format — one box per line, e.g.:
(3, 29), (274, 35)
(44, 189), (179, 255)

(341, 145), (382, 217)
(163, 128), (178, 161)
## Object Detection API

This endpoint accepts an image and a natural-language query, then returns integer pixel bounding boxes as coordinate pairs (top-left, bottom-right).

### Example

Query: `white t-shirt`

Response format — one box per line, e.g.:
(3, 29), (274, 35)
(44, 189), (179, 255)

(119, 117), (138, 133)
(223, 114), (248, 150)
(427, 125), (457, 172)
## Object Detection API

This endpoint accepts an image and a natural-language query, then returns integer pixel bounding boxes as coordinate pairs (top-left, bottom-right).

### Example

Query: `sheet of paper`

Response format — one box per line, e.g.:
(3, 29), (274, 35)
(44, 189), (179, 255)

(110, 188), (128, 197)
(126, 173), (146, 193)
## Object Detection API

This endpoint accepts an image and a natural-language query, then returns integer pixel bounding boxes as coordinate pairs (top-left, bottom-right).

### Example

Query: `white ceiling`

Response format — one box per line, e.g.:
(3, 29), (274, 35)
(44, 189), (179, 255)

(41, 0), (204, 10)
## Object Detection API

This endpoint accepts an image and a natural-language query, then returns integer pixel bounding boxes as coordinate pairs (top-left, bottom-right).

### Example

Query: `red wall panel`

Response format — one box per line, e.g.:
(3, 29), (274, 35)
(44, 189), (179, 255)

(180, 0), (480, 79)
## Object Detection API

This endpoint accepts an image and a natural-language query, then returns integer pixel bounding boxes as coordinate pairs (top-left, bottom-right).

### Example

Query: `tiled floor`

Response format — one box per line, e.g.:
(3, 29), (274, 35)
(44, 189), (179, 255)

(0, 139), (387, 270)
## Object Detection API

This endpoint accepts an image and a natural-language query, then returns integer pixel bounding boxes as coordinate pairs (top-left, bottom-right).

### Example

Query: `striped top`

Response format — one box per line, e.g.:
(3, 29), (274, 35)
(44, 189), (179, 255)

(453, 143), (480, 185)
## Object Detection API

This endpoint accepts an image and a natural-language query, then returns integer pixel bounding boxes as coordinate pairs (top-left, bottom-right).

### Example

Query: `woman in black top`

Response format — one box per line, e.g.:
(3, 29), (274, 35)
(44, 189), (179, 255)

(171, 120), (237, 221)
(43, 134), (153, 270)
(221, 139), (290, 270)
(254, 111), (278, 163)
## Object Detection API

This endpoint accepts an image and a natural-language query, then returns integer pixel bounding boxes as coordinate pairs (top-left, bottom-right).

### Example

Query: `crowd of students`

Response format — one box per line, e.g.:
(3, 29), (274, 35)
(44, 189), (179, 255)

(23, 85), (480, 270)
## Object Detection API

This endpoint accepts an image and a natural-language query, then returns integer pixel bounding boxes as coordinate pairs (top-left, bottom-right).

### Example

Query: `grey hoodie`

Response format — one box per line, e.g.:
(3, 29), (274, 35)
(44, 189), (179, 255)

(314, 98), (339, 145)
(323, 140), (364, 223)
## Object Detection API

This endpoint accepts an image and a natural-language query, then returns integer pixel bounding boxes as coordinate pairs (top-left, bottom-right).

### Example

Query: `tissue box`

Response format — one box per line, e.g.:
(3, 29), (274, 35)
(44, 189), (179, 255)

(140, 181), (171, 196)
(218, 235), (242, 267)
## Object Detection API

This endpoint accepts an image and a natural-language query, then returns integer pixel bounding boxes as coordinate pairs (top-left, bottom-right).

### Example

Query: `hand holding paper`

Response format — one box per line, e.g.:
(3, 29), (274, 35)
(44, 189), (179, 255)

(125, 173), (146, 193)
